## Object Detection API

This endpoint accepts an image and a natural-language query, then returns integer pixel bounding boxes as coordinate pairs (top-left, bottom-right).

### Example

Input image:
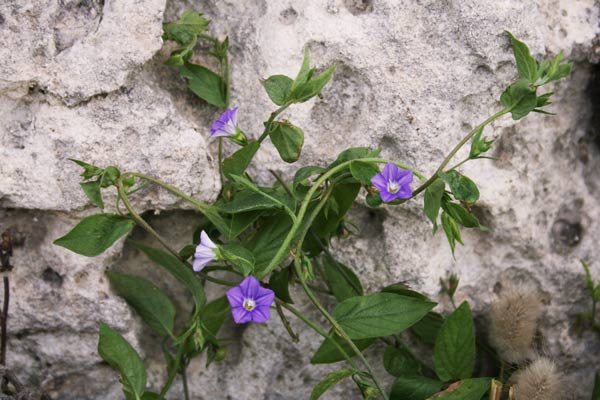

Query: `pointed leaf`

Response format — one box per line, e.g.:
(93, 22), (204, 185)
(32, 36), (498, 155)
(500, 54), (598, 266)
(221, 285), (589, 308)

(434, 302), (475, 381)
(506, 31), (538, 82)
(220, 243), (255, 276)
(310, 368), (356, 400)
(439, 171), (479, 204)
(390, 377), (444, 400)
(322, 254), (363, 302)
(384, 346), (422, 377)
(98, 323), (146, 399)
(222, 141), (260, 179)
(106, 272), (176, 337)
(130, 242), (206, 312)
(178, 63), (226, 108)
(269, 266), (293, 303)
(80, 180), (104, 209)
(311, 334), (374, 364)
(333, 293), (436, 339)
(54, 214), (135, 257)
(269, 121), (304, 163)
(261, 75), (293, 106)
(424, 178), (445, 231)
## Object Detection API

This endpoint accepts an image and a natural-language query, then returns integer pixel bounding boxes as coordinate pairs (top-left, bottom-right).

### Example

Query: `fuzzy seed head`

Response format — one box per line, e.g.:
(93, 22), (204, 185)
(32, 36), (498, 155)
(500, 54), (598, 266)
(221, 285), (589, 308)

(513, 358), (563, 400)
(488, 283), (543, 363)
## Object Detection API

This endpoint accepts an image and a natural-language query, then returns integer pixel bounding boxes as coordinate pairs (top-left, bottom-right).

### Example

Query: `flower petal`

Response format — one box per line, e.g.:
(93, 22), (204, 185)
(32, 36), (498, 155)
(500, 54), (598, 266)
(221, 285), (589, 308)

(226, 286), (245, 308)
(379, 190), (397, 203)
(396, 169), (414, 186)
(254, 287), (275, 306)
(239, 276), (260, 298)
(381, 162), (399, 181)
(192, 254), (212, 272)
(397, 186), (412, 199)
(231, 306), (252, 324)
(200, 231), (217, 249)
(370, 173), (387, 191)
(251, 306), (271, 323)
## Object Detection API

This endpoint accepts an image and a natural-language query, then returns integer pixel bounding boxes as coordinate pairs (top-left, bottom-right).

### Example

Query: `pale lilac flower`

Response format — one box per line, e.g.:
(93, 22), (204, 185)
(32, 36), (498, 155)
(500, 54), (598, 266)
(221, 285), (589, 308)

(210, 108), (239, 138)
(226, 276), (274, 324)
(371, 162), (413, 202)
(193, 231), (217, 272)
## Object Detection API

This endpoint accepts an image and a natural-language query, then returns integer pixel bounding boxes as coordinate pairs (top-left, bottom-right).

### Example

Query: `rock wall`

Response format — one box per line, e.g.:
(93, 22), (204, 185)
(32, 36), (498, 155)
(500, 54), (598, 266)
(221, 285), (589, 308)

(0, 0), (599, 399)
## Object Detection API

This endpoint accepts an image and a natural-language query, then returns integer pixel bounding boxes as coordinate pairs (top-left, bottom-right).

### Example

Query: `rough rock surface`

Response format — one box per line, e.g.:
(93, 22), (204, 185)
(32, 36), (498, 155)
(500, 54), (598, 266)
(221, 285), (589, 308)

(0, 0), (599, 399)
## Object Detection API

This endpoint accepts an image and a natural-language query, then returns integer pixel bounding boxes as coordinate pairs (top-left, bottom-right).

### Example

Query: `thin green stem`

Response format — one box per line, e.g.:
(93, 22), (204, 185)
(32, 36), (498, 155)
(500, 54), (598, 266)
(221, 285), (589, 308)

(218, 137), (224, 187)
(411, 108), (511, 197)
(181, 363), (190, 400)
(159, 345), (185, 398)
(275, 301), (300, 343)
(275, 299), (359, 371)
(258, 105), (289, 143)
(124, 172), (209, 210)
(269, 169), (294, 198)
(289, 183), (389, 399)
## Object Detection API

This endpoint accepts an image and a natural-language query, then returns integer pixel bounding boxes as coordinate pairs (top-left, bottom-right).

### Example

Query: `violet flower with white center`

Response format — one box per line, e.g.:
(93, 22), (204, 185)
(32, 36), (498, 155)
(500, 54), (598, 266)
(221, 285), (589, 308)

(371, 162), (413, 202)
(192, 230), (218, 272)
(210, 107), (247, 145)
(226, 276), (274, 324)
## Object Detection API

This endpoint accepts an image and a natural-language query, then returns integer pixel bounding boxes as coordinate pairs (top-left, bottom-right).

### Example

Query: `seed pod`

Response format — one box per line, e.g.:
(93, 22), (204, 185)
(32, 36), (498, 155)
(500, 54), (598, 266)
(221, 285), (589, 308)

(488, 283), (542, 364)
(513, 357), (563, 400)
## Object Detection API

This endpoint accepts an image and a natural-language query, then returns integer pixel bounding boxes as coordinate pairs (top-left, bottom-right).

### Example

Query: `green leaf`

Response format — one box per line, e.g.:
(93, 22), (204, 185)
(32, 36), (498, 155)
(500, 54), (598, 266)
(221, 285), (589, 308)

(310, 368), (356, 400)
(141, 393), (161, 400)
(423, 178), (445, 231)
(200, 296), (230, 337)
(592, 372), (600, 400)
(333, 293), (436, 340)
(163, 11), (210, 46)
(506, 31), (538, 82)
(311, 334), (375, 364)
(228, 175), (295, 215)
(441, 201), (481, 229)
(98, 323), (146, 399)
(223, 211), (263, 240)
(178, 63), (226, 108)
(428, 378), (490, 400)
(322, 254), (363, 302)
(69, 158), (104, 179)
(469, 126), (494, 159)
(439, 171), (479, 204)
(441, 212), (461, 256)
(312, 183), (361, 238)
(382, 284), (429, 301)
(536, 92), (553, 108)
(292, 65), (337, 103)
(294, 166), (325, 186)
(269, 121), (305, 163)
(366, 192), (383, 208)
(247, 214), (294, 278)
(80, 180), (104, 209)
(131, 242), (206, 312)
(269, 266), (293, 303)
(434, 302), (475, 381)
(500, 80), (537, 120)
(350, 161), (380, 186)
(390, 377), (444, 400)
(384, 346), (422, 377)
(217, 191), (285, 214)
(222, 141), (260, 179)
(410, 312), (444, 346)
(261, 75), (293, 106)
(291, 47), (312, 92)
(106, 272), (176, 337)
(220, 243), (255, 276)
(100, 166), (120, 188)
(329, 147), (381, 169)
(54, 214), (135, 257)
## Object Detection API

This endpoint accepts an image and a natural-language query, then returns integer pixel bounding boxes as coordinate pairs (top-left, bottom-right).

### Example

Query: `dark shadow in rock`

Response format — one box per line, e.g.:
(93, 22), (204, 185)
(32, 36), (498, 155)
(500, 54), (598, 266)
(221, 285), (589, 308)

(344, 0), (374, 15)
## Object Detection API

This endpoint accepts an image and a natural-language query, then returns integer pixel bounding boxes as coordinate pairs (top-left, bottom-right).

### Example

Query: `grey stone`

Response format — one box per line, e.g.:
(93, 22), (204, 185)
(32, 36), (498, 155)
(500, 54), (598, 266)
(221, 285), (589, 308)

(0, 0), (599, 399)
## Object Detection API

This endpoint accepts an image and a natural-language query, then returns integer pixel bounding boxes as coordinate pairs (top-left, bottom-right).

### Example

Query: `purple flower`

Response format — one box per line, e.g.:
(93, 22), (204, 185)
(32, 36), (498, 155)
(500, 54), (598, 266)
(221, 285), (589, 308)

(371, 162), (413, 202)
(193, 231), (217, 272)
(210, 108), (239, 138)
(226, 276), (275, 324)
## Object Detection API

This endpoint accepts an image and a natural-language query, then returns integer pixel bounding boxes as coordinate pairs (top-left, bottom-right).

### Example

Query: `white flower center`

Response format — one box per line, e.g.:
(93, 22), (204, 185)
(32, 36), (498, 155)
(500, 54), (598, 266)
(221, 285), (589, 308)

(243, 298), (256, 311)
(387, 181), (400, 194)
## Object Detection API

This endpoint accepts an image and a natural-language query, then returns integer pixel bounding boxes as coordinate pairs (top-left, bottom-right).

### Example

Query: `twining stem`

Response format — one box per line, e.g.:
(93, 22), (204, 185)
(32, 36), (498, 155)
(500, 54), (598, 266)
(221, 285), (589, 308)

(290, 185), (389, 399)
(411, 108), (510, 197)
(258, 105), (289, 143)
(275, 301), (300, 343)
(181, 362), (190, 400)
(159, 344), (185, 398)
(275, 299), (360, 371)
